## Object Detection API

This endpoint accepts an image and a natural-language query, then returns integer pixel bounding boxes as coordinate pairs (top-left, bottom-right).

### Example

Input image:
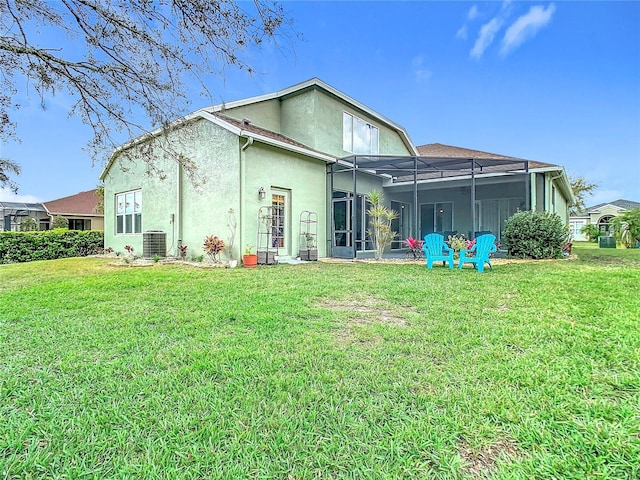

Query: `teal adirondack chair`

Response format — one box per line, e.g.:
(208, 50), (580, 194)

(422, 233), (454, 269)
(458, 234), (497, 273)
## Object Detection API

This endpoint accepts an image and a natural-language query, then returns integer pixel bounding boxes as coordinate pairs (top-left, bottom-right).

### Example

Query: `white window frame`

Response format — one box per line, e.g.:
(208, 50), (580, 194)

(116, 189), (142, 235)
(343, 111), (379, 155)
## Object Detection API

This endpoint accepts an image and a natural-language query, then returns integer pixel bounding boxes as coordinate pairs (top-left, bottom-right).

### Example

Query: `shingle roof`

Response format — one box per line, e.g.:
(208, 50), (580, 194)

(43, 189), (101, 216)
(213, 114), (326, 155)
(582, 199), (640, 214)
(416, 143), (555, 170)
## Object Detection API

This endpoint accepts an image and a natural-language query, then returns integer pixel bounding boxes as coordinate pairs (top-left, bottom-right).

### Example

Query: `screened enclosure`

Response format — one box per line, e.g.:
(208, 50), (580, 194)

(328, 155), (531, 258)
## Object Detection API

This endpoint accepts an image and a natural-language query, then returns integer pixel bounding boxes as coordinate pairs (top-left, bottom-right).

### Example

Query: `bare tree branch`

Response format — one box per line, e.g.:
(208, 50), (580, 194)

(0, 0), (294, 189)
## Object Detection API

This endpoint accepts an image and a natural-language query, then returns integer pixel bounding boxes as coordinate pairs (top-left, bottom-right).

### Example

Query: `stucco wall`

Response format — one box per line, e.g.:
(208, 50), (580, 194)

(242, 142), (328, 257)
(103, 119), (240, 257)
(221, 99), (281, 133)
(280, 88), (412, 157)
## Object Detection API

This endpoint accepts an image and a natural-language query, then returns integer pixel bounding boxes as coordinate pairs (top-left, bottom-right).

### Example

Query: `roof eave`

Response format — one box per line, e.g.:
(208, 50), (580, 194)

(100, 110), (336, 180)
(210, 78), (418, 156)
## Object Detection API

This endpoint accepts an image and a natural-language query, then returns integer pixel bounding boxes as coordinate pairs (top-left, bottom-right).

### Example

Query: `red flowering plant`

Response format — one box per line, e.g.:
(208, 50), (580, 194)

(404, 237), (424, 259)
(203, 235), (225, 263)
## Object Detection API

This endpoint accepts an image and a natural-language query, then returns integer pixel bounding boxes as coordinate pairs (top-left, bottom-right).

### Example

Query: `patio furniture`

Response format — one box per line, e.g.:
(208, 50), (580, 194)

(422, 233), (454, 269)
(458, 233), (497, 273)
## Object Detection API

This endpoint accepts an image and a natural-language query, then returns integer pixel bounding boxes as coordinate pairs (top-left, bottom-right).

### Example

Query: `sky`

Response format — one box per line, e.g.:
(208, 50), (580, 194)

(1, 1), (639, 207)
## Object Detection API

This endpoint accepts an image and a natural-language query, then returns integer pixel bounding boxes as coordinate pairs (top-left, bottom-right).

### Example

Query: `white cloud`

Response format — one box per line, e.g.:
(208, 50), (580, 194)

(412, 55), (432, 83)
(470, 17), (504, 59)
(467, 5), (479, 21)
(589, 190), (624, 207)
(0, 188), (42, 203)
(500, 3), (556, 57)
(456, 5), (479, 40)
(456, 25), (468, 40)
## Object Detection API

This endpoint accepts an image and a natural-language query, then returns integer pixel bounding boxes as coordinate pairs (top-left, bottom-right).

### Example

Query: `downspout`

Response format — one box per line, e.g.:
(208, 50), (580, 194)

(471, 159), (476, 236)
(524, 161), (530, 211)
(240, 135), (254, 256)
(176, 160), (182, 254)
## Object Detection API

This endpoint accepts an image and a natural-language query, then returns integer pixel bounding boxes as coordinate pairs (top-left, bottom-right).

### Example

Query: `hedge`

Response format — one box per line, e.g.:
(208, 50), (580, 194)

(0, 229), (104, 264)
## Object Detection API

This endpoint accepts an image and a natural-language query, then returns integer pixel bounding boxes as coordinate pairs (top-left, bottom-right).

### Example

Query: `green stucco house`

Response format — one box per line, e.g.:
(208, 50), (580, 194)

(101, 78), (574, 260)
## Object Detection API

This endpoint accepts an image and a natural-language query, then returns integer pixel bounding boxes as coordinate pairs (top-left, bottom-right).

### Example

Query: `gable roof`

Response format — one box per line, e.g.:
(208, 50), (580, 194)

(210, 78), (418, 155)
(43, 189), (101, 217)
(582, 199), (640, 214)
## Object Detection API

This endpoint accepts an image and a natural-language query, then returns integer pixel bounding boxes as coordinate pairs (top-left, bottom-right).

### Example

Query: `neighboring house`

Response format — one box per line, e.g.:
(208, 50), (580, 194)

(101, 78), (574, 259)
(43, 189), (104, 231)
(570, 199), (640, 241)
(1, 190), (103, 232)
(0, 202), (49, 231)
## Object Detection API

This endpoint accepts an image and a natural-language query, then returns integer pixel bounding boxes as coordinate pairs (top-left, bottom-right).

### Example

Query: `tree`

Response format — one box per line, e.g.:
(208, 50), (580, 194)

(94, 184), (104, 214)
(52, 215), (69, 229)
(1, 0), (293, 187)
(0, 157), (20, 193)
(569, 176), (598, 216)
(19, 217), (37, 231)
(366, 190), (398, 261)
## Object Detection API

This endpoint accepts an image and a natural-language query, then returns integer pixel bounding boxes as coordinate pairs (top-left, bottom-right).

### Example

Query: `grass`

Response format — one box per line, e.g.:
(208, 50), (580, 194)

(1, 245), (639, 479)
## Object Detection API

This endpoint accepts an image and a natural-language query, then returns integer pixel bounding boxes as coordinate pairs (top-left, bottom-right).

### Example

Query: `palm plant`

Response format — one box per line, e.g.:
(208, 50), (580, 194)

(366, 190), (398, 261)
(611, 208), (640, 248)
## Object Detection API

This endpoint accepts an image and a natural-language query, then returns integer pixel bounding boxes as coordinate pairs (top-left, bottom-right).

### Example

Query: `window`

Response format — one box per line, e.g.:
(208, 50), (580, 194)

(343, 112), (379, 154)
(598, 215), (614, 234)
(271, 193), (285, 248)
(69, 219), (91, 231)
(116, 190), (142, 234)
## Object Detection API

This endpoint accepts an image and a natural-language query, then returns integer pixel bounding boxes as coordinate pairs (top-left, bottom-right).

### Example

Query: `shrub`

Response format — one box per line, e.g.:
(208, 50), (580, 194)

(0, 230), (104, 264)
(503, 211), (567, 259)
(203, 235), (225, 262)
(580, 224), (601, 242)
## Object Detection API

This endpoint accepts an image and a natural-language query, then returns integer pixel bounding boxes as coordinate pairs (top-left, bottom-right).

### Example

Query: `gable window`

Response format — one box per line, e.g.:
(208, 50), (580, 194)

(343, 112), (379, 154)
(116, 190), (142, 234)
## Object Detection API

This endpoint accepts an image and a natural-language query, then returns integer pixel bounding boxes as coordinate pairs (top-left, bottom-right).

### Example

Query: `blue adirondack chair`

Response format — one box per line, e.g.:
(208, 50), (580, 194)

(422, 233), (454, 269)
(458, 234), (497, 273)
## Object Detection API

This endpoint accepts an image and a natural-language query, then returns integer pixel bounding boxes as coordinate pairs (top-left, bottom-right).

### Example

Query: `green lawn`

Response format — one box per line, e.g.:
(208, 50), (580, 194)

(1, 245), (639, 479)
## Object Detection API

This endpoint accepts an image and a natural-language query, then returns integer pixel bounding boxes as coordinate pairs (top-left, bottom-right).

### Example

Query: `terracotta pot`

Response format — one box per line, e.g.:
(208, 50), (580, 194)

(242, 254), (258, 268)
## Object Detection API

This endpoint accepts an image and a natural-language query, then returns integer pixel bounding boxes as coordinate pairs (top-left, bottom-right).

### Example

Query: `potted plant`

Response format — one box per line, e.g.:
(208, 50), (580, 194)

(446, 234), (467, 259)
(242, 244), (258, 268)
(299, 232), (318, 261)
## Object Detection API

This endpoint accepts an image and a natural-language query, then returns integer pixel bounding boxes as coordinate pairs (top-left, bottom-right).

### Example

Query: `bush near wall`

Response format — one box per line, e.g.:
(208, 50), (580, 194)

(0, 230), (104, 264)
(503, 211), (567, 259)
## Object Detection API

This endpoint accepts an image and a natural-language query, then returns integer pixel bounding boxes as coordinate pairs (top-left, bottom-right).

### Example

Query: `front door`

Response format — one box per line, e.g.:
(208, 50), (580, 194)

(332, 198), (354, 258)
